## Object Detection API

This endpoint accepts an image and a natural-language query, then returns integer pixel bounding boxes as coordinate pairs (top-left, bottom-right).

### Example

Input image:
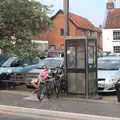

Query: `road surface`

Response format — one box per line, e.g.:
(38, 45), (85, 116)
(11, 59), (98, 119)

(0, 105), (120, 120)
(0, 113), (46, 120)
(0, 90), (120, 119)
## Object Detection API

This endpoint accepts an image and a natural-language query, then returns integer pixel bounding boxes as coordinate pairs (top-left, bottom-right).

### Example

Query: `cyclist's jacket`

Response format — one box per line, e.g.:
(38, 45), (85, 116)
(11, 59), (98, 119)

(40, 68), (49, 80)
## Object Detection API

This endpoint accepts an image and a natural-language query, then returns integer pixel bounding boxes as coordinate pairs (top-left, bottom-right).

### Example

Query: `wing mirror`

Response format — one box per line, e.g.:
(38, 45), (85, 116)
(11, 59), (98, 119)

(23, 64), (28, 67)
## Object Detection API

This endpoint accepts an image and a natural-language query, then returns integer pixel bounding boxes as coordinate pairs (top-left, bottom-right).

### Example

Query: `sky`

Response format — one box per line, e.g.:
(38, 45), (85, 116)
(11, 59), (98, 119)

(38, 0), (120, 27)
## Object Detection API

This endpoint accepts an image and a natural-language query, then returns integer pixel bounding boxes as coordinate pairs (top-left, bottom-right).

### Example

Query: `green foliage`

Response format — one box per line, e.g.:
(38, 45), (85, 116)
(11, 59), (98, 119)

(0, 0), (52, 59)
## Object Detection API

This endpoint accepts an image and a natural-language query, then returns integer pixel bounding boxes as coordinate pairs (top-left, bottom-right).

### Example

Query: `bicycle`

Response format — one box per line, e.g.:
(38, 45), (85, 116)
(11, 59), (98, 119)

(36, 76), (54, 101)
(53, 67), (66, 97)
(36, 67), (66, 101)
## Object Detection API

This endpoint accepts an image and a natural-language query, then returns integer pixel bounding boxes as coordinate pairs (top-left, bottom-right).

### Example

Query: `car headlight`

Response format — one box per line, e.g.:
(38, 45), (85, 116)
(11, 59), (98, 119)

(110, 78), (117, 83)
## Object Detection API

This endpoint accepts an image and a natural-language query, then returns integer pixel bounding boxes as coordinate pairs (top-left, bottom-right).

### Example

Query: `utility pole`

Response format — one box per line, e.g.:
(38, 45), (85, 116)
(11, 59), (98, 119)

(64, 0), (69, 36)
(63, 0), (69, 89)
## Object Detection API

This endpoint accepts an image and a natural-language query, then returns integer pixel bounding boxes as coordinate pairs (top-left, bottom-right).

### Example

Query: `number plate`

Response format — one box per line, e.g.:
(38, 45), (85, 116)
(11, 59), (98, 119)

(98, 83), (105, 88)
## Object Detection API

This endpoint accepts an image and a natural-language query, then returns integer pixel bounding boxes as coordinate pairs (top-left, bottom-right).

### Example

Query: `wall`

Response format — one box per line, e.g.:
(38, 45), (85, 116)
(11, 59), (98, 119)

(32, 13), (65, 50)
(32, 12), (102, 50)
(102, 28), (120, 53)
(97, 32), (103, 50)
(32, 12), (87, 50)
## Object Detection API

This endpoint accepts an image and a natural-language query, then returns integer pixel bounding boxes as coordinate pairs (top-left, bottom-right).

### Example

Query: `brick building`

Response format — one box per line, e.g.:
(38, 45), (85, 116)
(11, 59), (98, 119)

(32, 9), (102, 52)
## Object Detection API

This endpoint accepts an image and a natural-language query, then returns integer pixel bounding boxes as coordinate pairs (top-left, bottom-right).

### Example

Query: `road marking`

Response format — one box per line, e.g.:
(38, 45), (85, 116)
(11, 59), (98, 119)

(0, 109), (77, 120)
(0, 105), (119, 120)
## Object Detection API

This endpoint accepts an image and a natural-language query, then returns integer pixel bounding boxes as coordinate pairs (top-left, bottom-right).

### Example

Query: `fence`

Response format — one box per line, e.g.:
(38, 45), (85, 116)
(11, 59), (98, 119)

(0, 72), (40, 88)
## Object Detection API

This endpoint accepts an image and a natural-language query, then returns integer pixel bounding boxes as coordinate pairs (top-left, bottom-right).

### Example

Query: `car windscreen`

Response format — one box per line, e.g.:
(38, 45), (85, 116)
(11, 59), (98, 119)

(2, 57), (17, 67)
(0, 54), (10, 66)
(40, 59), (63, 69)
(98, 59), (120, 70)
(2, 57), (39, 67)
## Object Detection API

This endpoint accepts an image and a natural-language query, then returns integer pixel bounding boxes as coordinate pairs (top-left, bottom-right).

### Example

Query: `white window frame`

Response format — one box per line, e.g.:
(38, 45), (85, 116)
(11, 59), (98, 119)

(113, 46), (120, 53)
(113, 30), (120, 40)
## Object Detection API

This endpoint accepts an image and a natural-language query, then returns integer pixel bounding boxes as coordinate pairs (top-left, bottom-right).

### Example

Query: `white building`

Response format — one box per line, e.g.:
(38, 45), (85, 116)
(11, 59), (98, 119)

(102, 0), (120, 55)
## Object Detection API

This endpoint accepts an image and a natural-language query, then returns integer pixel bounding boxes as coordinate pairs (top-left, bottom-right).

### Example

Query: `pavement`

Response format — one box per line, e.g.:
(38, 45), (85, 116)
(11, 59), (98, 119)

(0, 90), (120, 119)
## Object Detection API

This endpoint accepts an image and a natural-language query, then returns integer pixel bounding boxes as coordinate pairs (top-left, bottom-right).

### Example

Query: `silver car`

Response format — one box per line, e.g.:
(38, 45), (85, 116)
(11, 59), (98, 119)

(98, 56), (120, 92)
(28, 57), (64, 73)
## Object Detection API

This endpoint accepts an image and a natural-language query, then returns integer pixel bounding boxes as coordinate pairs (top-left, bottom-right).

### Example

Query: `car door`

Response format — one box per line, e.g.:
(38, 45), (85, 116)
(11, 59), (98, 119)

(22, 58), (39, 72)
(10, 59), (25, 73)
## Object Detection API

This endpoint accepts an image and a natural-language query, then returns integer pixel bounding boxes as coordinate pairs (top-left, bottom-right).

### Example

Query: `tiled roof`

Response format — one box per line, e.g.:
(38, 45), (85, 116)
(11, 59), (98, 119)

(51, 10), (97, 31)
(104, 8), (120, 29)
(69, 12), (96, 31)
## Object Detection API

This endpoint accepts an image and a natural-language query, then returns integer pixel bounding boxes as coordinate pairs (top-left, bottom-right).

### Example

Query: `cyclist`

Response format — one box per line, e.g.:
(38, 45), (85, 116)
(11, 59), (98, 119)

(39, 66), (49, 81)
(31, 66), (49, 93)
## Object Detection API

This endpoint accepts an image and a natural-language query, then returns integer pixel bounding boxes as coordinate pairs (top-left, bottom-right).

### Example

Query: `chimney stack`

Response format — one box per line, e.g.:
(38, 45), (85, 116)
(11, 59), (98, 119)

(106, 0), (116, 11)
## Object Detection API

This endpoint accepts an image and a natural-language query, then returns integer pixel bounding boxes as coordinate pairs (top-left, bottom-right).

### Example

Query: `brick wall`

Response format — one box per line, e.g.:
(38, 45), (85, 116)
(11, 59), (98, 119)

(32, 12), (102, 50)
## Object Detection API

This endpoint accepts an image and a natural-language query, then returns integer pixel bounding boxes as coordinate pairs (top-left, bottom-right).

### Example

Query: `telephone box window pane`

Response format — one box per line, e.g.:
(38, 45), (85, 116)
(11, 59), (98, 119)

(88, 46), (94, 64)
(77, 45), (85, 68)
(67, 47), (76, 68)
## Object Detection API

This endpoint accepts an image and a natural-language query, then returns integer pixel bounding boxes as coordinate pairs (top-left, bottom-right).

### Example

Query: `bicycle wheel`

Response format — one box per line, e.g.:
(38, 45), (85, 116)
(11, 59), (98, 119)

(36, 84), (45, 102)
(54, 79), (61, 97)
(46, 81), (53, 99)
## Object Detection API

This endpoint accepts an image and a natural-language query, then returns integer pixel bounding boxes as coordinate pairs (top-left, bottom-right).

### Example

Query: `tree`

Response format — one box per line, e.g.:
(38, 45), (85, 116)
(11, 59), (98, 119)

(0, 0), (52, 59)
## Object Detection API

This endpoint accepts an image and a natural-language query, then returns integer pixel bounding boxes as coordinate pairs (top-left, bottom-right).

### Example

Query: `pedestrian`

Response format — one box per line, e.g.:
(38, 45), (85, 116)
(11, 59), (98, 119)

(115, 80), (120, 102)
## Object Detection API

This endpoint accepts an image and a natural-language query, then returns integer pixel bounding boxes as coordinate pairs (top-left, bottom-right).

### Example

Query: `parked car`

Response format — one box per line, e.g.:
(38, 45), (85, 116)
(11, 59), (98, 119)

(26, 57), (64, 87)
(98, 56), (120, 93)
(0, 54), (10, 66)
(0, 56), (40, 80)
(28, 57), (64, 73)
